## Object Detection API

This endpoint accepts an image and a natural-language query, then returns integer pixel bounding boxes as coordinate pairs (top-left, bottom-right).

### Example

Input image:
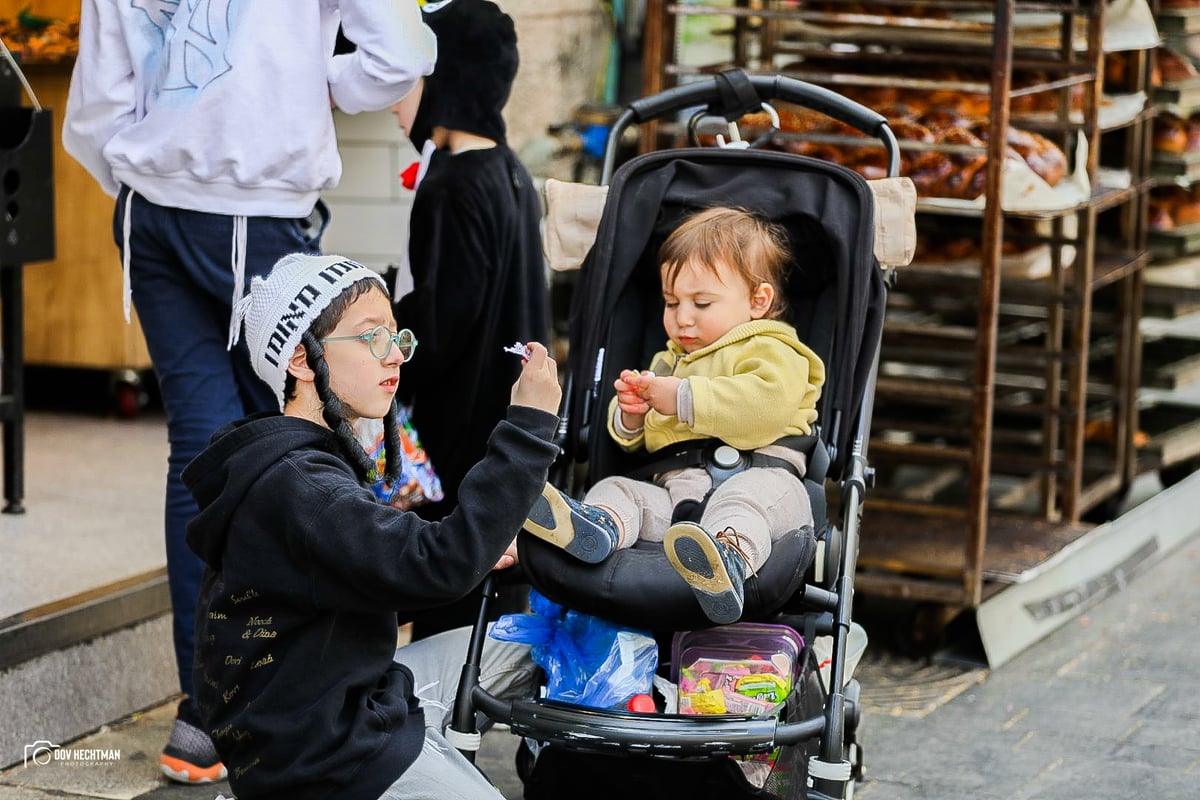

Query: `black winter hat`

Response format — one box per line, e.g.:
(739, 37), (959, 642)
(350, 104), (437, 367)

(410, 0), (519, 148)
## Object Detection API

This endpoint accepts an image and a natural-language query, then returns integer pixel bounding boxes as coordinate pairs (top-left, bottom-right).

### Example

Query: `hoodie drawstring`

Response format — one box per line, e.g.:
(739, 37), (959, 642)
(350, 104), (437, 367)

(227, 215), (248, 349)
(119, 193), (250, 349)
(121, 188), (134, 323)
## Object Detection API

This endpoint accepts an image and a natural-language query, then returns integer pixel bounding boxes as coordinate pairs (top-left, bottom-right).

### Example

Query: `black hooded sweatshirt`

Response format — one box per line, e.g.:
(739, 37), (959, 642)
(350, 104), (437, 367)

(183, 405), (558, 800)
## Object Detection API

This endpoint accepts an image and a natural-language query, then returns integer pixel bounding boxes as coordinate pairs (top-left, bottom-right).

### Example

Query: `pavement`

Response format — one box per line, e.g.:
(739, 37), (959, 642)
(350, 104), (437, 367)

(1, 403), (1198, 799)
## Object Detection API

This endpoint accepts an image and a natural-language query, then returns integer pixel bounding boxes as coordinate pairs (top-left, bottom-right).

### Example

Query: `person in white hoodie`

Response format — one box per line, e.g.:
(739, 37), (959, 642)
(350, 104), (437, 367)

(62, 0), (435, 785)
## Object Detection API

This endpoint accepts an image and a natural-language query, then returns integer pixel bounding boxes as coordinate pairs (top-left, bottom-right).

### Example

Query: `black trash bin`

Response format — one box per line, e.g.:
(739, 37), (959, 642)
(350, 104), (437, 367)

(1, 104), (55, 264)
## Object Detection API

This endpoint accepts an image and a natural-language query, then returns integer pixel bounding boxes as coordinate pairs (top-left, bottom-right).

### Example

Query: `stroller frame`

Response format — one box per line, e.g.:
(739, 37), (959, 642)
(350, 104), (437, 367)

(450, 70), (904, 800)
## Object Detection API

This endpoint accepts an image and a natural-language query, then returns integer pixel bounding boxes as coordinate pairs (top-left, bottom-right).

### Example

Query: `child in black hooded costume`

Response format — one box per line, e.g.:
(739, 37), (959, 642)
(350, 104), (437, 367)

(396, 0), (548, 518)
(395, 0), (549, 636)
(184, 253), (561, 800)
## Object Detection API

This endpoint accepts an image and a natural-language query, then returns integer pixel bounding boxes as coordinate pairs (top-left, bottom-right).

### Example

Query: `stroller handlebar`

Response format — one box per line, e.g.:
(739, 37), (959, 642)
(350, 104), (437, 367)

(629, 71), (888, 140)
(604, 69), (900, 183)
(471, 686), (826, 756)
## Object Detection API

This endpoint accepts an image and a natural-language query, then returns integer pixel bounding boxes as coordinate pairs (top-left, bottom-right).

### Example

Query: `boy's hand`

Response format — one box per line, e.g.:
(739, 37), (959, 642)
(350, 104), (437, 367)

(511, 342), (561, 414)
(493, 538), (519, 571)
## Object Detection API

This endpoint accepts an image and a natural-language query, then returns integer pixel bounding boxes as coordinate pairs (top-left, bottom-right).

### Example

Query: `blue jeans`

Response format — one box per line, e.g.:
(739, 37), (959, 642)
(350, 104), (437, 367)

(113, 187), (326, 699)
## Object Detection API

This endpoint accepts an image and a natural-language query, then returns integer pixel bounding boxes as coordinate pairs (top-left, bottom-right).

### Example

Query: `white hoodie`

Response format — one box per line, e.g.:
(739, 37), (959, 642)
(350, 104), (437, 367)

(63, 0), (436, 218)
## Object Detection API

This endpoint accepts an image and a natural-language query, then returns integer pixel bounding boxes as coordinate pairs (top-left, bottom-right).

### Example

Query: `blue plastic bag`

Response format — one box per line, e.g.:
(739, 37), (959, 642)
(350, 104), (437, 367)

(491, 589), (658, 709)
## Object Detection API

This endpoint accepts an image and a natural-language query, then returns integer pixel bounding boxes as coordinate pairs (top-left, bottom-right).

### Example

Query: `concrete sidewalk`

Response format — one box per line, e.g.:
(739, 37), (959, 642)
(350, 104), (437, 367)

(2, 405), (1197, 799)
(2, 529), (1197, 799)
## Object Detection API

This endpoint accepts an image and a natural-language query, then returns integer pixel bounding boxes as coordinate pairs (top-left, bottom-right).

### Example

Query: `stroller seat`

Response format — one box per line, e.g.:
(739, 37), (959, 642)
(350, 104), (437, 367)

(519, 523), (818, 630)
(518, 151), (904, 629)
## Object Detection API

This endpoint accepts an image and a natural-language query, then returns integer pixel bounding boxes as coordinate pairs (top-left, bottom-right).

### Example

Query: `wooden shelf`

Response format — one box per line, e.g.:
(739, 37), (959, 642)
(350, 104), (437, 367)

(857, 509), (1096, 589)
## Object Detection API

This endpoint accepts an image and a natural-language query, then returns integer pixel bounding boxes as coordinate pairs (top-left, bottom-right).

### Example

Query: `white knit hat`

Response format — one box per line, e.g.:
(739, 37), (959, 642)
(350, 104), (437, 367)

(232, 253), (387, 411)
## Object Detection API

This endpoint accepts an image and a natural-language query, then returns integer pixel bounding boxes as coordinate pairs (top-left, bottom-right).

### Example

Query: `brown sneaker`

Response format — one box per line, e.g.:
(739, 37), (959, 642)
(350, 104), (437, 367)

(665, 523), (752, 624)
(524, 484), (620, 563)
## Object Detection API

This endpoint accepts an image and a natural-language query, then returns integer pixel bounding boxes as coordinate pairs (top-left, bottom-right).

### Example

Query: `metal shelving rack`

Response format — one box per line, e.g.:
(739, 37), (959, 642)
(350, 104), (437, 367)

(642, 0), (1154, 618)
(1137, 2), (1200, 488)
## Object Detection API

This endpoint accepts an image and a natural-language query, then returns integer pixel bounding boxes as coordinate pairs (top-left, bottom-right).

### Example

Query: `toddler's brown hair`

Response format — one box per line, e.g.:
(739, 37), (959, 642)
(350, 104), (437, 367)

(658, 207), (791, 319)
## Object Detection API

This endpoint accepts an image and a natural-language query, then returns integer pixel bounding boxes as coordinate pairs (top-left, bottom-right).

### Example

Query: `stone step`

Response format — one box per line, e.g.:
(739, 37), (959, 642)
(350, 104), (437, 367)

(0, 568), (177, 769)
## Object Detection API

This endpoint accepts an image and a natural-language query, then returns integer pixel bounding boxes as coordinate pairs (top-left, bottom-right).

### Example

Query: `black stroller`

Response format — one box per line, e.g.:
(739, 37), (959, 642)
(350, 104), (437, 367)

(449, 70), (911, 800)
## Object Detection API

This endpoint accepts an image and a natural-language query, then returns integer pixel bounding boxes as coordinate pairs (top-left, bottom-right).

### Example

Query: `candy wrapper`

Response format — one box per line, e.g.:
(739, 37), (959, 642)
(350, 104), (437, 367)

(503, 341), (532, 359)
(677, 657), (792, 716)
(354, 405), (443, 509)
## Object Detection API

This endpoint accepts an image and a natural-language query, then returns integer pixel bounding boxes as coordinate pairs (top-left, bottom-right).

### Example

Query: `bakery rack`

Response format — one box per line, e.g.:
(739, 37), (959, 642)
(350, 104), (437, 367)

(1136, 0), (1200, 489)
(642, 0), (1158, 630)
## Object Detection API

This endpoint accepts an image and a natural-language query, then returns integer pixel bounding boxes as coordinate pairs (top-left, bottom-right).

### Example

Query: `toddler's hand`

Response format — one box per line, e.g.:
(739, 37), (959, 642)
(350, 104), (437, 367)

(510, 342), (561, 414)
(614, 370), (650, 417)
(638, 374), (681, 417)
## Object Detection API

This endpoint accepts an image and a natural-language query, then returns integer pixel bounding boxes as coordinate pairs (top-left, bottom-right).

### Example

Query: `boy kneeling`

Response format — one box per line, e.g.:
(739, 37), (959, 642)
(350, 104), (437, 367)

(184, 253), (561, 800)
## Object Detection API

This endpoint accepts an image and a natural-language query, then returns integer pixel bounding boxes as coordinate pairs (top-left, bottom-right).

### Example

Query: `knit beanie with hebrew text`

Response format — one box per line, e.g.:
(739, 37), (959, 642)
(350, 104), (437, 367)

(232, 253), (386, 411)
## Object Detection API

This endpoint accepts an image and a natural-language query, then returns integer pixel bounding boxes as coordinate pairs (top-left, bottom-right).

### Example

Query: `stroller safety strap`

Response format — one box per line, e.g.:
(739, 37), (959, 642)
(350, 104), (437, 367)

(624, 436), (814, 486)
(625, 435), (830, 529)
(623, 436), (818, 524)
(714, 68), (764, 122)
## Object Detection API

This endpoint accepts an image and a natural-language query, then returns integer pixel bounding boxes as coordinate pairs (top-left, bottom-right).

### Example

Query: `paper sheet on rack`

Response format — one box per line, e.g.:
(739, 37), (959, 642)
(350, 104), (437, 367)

(1104, 0), (1161, 52)
(1099, 92), (1147, 129)
(954, 0), (1159, 51)
(781, 0), (1157, 53)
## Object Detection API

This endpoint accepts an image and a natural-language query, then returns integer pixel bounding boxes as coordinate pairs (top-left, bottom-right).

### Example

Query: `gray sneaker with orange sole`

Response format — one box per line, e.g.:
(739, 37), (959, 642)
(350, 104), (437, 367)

(160, 715), (228, 784)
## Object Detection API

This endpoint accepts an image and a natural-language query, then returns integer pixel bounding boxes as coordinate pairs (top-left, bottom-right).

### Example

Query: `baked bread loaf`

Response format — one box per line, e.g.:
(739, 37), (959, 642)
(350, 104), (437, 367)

(1154, 115), (1189, 154)
(1175, 202), (1200, 225)
(1186, 115), (1200, 152)
(1149, 185), (1200, 230)
(1148, 203), (1174, 232)
(738, 95), (1069, 200)
(980, 124), (1068, 187)
(1157, 47), (1199, 84)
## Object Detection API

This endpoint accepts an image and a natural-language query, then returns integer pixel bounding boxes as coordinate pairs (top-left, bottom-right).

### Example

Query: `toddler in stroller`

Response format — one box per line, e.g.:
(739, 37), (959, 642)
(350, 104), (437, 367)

(449, 70), (914, 800)
(524, 205), (827, 625)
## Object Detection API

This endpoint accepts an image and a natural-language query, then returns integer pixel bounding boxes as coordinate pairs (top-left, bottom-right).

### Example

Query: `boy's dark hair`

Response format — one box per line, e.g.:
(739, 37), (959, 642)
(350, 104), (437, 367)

(289, 278), (405, 485)
(659, 207), (792, 319)
(281, 277), (377, 405)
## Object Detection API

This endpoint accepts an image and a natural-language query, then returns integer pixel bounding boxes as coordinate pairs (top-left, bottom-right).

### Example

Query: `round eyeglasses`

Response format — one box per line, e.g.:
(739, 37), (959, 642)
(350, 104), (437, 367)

(320, 326), (418, 362)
